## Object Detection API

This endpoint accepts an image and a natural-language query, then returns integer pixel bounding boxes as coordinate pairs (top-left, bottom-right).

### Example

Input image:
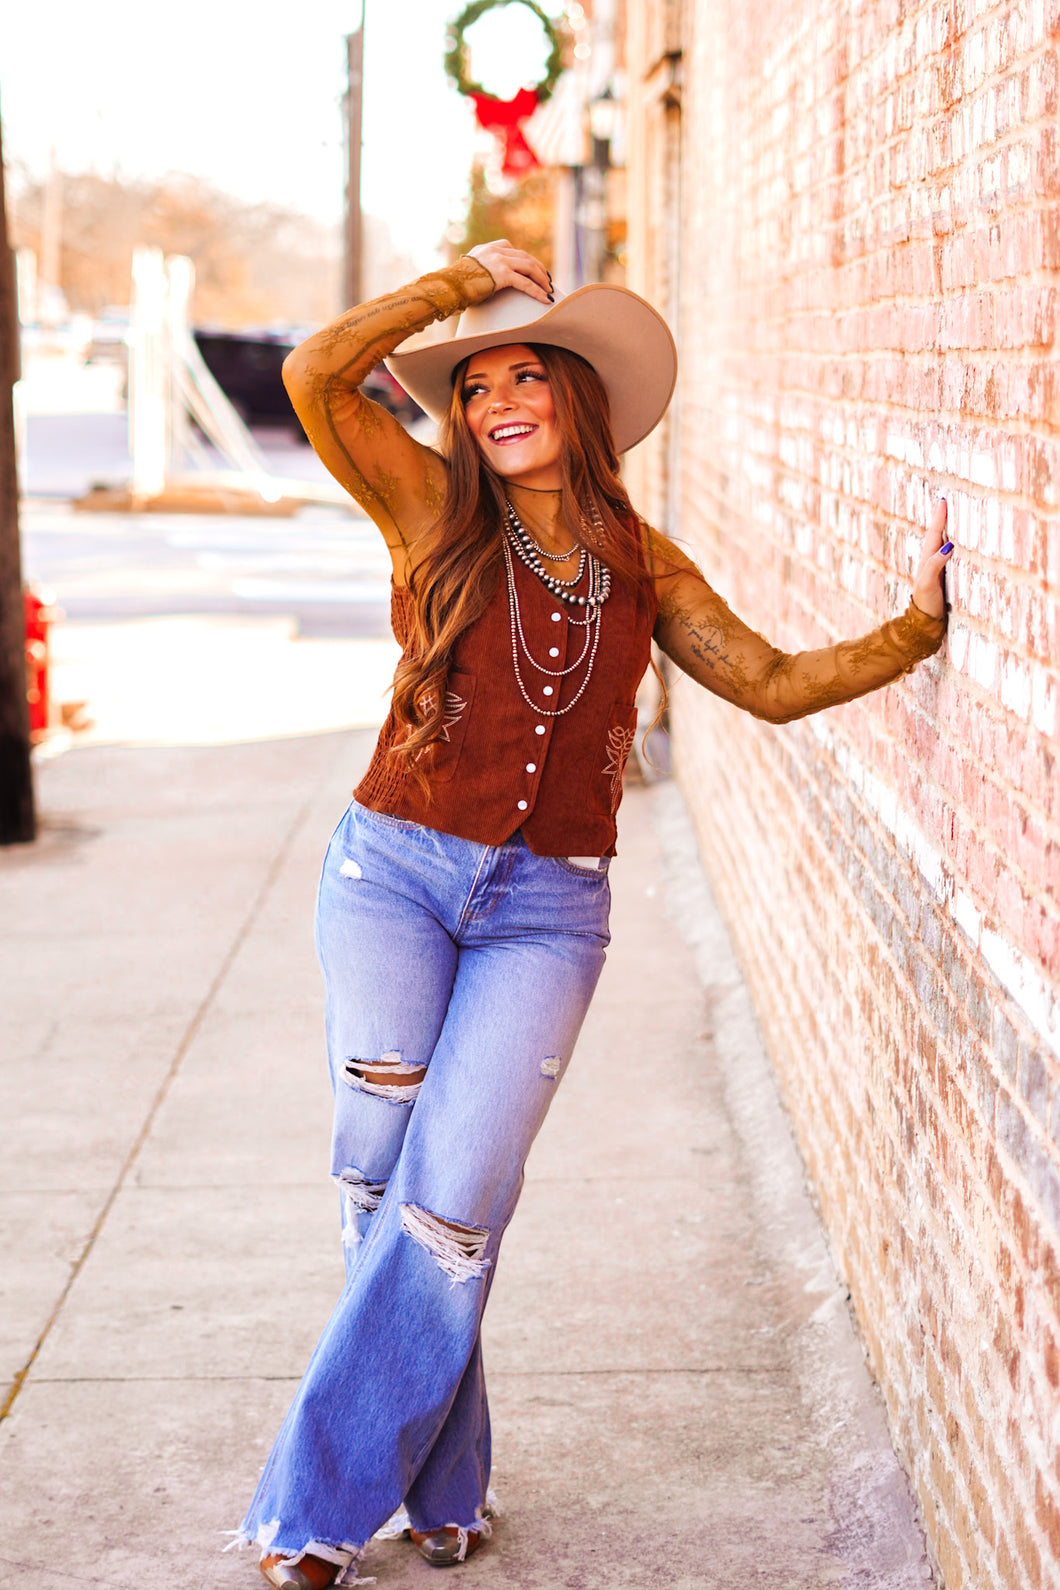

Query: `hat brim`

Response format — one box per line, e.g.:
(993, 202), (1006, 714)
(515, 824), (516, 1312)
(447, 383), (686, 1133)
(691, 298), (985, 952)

(385, 284), (677, 456)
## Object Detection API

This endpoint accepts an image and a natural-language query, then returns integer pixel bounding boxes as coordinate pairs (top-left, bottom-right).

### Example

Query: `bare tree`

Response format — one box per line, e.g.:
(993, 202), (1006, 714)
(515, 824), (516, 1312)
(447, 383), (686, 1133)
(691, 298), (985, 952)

(11, 170), (341, 327)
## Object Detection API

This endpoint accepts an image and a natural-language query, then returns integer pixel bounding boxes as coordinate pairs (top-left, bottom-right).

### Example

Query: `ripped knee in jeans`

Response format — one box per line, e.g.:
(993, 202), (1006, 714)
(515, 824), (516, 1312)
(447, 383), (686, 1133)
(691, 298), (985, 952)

(400, 1202), (491, 1284)
(343, 1050), (426, 1105)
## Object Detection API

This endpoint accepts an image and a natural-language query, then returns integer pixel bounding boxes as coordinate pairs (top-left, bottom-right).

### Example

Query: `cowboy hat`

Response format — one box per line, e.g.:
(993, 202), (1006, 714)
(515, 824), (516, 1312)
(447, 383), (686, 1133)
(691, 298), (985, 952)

(386, 282), (677, 455)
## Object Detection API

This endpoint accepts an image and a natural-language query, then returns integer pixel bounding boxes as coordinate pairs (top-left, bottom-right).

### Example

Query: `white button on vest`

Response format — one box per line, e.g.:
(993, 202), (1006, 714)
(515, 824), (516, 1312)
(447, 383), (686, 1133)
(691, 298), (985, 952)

(549, 647), (559, 657)
(517, 800), (528, 811)
(551, 612), (561, 621)
(543, 686), (554, 696)
(535, 724), (546, 735)
(526, 762), (536, 773)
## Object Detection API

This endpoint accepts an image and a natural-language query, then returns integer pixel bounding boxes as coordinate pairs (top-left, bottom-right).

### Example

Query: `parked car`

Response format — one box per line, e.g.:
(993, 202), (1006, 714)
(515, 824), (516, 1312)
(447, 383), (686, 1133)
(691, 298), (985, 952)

(193, 330), (301, 434)
(193, 330), (423, 438)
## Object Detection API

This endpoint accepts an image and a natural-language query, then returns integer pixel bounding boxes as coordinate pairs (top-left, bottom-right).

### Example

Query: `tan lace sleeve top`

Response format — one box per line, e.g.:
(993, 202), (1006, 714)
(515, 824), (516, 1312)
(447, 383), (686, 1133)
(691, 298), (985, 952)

(282, 261), (946, 723)
(647, 527), (945, 722)
(281, 256), (497, 583)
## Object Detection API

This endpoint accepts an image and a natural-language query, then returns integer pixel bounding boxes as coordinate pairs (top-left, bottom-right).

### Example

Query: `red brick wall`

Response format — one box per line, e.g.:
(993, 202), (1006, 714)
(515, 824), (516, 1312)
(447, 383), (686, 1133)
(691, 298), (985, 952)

(629, 0), (1060, 1584)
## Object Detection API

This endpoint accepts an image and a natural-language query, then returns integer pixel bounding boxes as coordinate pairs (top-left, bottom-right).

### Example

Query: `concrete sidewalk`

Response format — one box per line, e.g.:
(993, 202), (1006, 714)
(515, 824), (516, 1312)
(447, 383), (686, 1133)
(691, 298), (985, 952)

(0, 733), (933, 1589)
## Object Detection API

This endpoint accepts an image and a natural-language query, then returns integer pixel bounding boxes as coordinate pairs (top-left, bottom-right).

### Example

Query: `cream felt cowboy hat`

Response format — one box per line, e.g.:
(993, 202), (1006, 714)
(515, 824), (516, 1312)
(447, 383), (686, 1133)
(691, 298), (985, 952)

(386, 282), (677, 455)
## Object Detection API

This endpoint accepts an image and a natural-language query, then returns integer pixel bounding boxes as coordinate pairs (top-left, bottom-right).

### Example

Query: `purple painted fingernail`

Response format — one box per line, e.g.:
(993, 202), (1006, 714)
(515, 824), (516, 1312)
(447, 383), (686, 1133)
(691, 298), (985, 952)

(941, 541), (953, 554)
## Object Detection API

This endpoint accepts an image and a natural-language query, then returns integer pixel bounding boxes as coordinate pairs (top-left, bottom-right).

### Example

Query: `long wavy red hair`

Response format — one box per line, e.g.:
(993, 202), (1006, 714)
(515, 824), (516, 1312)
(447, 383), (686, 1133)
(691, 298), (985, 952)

(389, 342), (655, 787)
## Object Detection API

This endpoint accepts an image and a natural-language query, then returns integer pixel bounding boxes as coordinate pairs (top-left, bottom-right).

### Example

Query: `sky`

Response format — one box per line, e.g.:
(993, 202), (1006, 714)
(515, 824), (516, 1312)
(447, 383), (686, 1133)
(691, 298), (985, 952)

(0, 0), (563, 270)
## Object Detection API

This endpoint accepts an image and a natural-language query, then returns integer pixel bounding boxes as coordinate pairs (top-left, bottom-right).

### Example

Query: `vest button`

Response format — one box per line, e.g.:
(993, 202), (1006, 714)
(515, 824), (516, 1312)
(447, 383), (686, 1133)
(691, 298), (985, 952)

(526, 762), (536, 773)
(551, 612), (561, 621)
(517, 800), (528, 811)
(535, 725), (546, 735)
(543, 686), (554, 696)
(549, 647), (559, 657)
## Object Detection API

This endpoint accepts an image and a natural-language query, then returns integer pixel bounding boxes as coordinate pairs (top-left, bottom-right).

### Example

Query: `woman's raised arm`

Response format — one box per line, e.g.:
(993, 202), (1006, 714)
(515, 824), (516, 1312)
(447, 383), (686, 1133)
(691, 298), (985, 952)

(281, 258), (496, 575)
(650, 504), (952, 722)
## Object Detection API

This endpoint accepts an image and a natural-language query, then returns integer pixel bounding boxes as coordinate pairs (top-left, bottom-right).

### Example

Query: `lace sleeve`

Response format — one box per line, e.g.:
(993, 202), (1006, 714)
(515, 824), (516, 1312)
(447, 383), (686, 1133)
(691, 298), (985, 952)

(282, 257), (496, 570)
(648, 527), (946, 722)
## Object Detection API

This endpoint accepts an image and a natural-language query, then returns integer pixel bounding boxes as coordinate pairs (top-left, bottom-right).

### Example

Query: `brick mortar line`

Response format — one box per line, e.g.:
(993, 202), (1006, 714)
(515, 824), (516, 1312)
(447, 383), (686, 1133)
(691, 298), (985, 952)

(692, 299), (1059, 327)
(735, 107), (1059, 149)
(0, 767), (336, 1425)
(683, 375), (1058, 402)
(732, 48), (1060, 102)
(685, 409), (1058, 453)
(707, 222), (1060, 252)
(730, 155), (1060, 211)
(709, 423), (1058, 455)
(722, 215), (1058, 244)
(690, 349), (1058, 379)
(686, 345), (1056, 363)
(700, 316), (1058, 335)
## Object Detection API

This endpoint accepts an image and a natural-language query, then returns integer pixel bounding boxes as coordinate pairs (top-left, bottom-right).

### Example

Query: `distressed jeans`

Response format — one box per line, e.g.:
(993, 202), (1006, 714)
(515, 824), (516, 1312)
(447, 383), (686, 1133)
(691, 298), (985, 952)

(238, 800), (611, 1572)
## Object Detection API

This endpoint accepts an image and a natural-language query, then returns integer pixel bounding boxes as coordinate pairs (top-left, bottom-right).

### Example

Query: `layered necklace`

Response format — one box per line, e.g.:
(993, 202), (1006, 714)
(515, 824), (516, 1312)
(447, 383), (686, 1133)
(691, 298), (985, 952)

(502, 499), (613, 718)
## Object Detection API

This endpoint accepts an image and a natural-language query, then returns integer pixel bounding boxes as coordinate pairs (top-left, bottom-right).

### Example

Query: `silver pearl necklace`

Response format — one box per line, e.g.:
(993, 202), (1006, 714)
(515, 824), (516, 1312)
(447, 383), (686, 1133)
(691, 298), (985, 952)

(502, 538), (605, 717)
(504, 501), (611, 611)
(508, 509), (578, 561)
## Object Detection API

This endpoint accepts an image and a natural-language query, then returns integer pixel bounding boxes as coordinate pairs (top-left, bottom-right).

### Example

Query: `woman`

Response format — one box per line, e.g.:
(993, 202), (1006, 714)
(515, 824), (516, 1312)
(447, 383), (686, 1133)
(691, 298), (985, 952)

(238, 240), (952, 1586)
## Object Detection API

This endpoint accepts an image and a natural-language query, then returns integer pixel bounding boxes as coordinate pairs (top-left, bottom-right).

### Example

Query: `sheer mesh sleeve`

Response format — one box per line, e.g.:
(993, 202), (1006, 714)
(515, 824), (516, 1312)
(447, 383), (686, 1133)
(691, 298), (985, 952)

(648, 526), (946, 723)
(281, 257), (496, 569)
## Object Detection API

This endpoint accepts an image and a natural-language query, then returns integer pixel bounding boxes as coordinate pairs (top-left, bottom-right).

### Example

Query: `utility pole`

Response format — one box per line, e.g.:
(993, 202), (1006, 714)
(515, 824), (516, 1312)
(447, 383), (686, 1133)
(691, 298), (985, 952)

(0, 111), (35, 843)
(343, 4), (365, 310)
(39, 149), (62, 325)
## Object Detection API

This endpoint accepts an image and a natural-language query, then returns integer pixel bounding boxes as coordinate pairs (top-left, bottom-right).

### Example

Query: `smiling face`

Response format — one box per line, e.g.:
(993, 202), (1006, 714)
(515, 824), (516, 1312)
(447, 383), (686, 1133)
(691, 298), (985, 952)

(459, 343), (563, 490)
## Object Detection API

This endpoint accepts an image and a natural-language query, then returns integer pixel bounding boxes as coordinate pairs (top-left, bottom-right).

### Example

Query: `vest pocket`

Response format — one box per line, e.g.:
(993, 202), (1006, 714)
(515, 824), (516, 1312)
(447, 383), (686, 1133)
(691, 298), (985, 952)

(415, 670), (475, 783)
(592, 700), (639, 817)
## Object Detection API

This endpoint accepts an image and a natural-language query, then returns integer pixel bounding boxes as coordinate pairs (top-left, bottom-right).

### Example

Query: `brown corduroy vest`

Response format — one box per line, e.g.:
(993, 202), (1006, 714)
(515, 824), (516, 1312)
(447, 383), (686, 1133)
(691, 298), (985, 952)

(354, 551), (657, 857)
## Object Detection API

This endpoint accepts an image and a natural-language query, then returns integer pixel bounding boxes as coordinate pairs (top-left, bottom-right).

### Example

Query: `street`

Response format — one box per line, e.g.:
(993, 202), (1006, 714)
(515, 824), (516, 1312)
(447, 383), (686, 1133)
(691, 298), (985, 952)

(17, 362), (403, 748)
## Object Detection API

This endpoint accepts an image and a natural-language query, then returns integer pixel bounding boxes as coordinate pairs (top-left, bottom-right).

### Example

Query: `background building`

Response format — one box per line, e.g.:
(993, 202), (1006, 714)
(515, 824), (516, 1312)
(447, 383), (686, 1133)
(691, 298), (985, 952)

(623, 1), (1060, 1585)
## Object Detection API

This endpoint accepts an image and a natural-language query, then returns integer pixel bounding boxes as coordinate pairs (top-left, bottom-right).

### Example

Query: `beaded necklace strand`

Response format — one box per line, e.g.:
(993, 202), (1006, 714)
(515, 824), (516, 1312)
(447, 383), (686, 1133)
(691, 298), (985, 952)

(502, 500), (614, 718)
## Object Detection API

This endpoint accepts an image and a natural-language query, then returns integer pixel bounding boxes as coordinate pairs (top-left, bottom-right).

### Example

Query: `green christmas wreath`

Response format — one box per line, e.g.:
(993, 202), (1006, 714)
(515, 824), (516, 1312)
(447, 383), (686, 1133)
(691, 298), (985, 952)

(444, 0), (565, 105)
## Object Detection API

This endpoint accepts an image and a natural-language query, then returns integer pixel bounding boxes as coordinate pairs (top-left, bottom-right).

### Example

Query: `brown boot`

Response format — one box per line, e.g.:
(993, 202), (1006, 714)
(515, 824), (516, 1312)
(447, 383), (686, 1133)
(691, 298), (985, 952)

(408, 1525), (487, 1567)
(260, 1551), (337, 1589)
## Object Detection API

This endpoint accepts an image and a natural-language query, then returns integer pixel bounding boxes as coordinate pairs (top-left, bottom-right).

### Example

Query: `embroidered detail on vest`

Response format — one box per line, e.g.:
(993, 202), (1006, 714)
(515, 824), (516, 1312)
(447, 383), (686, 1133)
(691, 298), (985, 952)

(415, 689), (467, 758)
(602, 724), (636, 809)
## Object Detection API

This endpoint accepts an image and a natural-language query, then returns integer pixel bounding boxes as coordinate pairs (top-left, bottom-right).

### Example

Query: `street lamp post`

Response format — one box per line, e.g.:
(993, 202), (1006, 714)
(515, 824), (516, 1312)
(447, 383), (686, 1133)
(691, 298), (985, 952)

(581, 85), (615, 283)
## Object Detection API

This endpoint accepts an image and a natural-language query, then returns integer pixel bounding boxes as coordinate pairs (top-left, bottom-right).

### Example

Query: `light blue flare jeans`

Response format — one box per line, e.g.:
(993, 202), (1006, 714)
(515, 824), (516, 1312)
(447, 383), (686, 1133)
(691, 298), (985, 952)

(237, 800), (610, 1576)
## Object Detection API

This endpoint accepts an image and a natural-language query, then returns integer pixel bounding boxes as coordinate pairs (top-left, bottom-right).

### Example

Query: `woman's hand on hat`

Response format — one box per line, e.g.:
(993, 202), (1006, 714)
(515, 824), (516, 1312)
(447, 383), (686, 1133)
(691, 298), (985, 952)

(911, 500), (953, 619)
(467, 239), (554, 304)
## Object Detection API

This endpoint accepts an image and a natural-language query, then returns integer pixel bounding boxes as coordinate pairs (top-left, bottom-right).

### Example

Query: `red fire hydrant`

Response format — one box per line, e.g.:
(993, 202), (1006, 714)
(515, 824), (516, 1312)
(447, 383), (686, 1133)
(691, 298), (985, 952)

(24, 587), (60, 741)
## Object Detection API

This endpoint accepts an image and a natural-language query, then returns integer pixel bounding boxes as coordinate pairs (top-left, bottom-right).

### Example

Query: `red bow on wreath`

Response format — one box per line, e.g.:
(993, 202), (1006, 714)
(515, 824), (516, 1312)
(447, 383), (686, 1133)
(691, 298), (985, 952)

(470, 86), (540, 177)
(444, 0), (564, 180)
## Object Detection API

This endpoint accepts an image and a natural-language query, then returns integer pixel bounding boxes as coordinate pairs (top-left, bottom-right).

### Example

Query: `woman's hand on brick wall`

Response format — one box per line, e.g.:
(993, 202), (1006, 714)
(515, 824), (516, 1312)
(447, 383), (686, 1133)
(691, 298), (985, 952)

(911, 501), (953, 619)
